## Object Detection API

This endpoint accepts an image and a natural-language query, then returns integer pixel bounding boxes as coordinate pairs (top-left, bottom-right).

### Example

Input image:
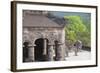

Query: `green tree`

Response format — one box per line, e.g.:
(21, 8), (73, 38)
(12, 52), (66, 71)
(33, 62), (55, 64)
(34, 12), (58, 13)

(64, 16), (90, 47)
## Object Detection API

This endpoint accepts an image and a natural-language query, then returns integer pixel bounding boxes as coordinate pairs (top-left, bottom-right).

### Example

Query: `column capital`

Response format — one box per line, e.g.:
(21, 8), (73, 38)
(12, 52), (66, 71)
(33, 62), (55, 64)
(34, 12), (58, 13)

(48, 40), (55, 46)
(48, 43), (54, 46)
(57, 42), (64, 45)
(28, 44), (36, 47)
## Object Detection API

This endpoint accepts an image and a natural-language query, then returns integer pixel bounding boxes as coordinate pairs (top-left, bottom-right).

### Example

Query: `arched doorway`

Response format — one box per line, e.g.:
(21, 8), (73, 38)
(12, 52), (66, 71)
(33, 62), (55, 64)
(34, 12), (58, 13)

(34, 38), (48, 61)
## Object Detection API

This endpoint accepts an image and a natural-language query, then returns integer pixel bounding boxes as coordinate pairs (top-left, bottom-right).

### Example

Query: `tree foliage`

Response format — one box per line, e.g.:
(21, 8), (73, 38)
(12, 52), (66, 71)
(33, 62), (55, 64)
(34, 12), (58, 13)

(64, 16), (91, 47)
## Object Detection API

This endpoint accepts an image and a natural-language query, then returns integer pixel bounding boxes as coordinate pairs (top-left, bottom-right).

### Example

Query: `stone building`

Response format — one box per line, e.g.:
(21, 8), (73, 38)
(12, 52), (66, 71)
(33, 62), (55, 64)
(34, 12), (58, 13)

(23, 10), (67, 62)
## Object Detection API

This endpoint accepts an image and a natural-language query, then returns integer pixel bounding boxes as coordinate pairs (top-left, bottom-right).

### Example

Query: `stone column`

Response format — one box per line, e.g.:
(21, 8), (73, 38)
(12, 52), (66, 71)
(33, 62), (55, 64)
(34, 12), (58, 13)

(47, 43), (54, 61)
(55, 42), (64, 61)
(28, 44), (35, 62)
(43, 39), (47, 55)
(74, 47), (78, 56)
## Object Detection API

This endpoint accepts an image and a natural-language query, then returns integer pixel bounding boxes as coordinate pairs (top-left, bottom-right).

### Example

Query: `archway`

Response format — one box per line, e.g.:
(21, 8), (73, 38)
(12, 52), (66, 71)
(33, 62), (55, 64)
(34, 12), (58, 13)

(34, 38), (48, 61)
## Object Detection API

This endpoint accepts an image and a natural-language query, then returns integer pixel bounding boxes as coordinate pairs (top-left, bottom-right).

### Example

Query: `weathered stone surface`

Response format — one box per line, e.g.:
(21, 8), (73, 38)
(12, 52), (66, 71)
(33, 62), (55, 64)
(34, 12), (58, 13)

(23, 27), (66, 62)
(22, 10), (67, 62)
(47, 45), (54, 61)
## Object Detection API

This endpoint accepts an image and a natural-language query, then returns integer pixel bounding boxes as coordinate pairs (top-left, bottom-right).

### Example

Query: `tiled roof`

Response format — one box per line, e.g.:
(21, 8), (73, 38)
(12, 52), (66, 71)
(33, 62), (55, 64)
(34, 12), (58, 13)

(23, 14), (67, 28)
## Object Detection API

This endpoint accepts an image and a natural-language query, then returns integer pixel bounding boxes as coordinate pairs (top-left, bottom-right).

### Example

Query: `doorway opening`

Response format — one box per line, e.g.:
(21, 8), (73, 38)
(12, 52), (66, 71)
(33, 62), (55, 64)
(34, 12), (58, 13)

(34, 38), (48, 61)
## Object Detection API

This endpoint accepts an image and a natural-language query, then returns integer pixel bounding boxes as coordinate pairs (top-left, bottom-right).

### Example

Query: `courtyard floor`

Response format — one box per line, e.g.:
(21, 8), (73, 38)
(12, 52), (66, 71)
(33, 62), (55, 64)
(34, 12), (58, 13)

(65, 50), (91, 61)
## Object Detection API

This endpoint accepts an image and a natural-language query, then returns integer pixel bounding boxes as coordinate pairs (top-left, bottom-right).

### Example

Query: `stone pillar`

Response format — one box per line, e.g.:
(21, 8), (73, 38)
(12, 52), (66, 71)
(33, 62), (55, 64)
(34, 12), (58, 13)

(74, 47), (78, 56)
(28, 44), (35, 62)
(43, 39), (47, 55)
(55, 42), (64, 61)
(47, 43), (54, 61)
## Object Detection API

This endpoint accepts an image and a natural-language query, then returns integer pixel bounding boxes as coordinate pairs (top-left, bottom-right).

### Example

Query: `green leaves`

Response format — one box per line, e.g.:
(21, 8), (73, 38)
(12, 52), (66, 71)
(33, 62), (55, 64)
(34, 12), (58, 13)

(64, 16), (90, 47)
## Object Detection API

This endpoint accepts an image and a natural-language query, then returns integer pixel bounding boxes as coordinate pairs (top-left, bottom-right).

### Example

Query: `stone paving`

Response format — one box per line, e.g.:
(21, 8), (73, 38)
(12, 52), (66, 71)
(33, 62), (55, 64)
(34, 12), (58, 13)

(65, 50), (91, 61)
